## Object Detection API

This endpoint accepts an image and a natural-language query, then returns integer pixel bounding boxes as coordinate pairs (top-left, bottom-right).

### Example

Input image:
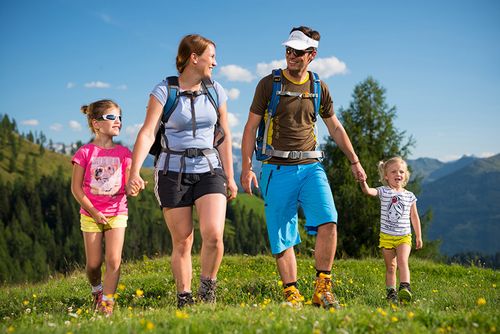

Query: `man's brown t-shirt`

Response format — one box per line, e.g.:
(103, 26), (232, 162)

(250, 71), (334, 165)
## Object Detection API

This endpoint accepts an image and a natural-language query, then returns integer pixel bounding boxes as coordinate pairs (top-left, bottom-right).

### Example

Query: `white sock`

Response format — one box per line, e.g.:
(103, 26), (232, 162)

(102, 294), (114, 302)
(91, 283), (103, 293)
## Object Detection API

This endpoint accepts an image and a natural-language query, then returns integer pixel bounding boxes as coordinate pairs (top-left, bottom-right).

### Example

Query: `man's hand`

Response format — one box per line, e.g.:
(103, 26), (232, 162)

(240, 168), (259, 195)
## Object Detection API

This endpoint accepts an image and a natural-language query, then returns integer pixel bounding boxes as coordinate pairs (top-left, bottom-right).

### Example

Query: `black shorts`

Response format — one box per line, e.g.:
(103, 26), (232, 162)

(155, 168), (227, 208)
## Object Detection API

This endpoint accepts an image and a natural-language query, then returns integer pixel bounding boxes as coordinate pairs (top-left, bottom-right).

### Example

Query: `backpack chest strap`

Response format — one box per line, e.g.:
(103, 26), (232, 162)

(264, 149), (324, 160)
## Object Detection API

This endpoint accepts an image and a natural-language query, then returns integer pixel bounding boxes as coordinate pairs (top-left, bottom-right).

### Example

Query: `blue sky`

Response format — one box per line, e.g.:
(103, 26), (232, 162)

(1, 0), (499, 161)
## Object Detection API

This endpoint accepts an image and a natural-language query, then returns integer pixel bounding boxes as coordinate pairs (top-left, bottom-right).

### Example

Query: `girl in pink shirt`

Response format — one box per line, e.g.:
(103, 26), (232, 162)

(71, 99), (132, 316)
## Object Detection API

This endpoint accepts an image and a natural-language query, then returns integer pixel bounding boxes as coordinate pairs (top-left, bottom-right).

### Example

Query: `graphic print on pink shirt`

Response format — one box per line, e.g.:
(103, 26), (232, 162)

(90, 156), (122, 195)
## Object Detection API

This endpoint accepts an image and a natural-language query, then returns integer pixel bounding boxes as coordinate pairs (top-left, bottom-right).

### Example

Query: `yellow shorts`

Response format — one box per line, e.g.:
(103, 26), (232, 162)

(80, 214), (128, 233)
(379, 233), (412, 249)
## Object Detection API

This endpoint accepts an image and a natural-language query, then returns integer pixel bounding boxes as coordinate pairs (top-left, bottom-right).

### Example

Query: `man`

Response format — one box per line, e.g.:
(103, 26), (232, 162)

(240, 26), (366, 309)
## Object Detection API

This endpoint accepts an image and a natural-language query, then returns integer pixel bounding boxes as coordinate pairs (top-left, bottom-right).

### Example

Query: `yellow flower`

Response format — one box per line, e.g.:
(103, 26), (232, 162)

(240, 302), (246, 307)
(136, 289), (144, 297)
(146, 321), (155, 330)
(329, 307), (335, 314)
(376, 307), (387, 317)
(407, 311), (415, 319)
(391, 316), (398, 322)
(277, 280), (283, 287)
(432, 289), (438, 293)
(76, 308), (82, 315)
(492, 284), (496, 288)
(32, 294), (37, 298)
(23, 300), (29, 306)
(390, 303), (398, 311)
(175, 310), (189, 319)
(7, 326), (15, 333)
(118, 284), (126, 291)
(490, 325), (496, 332)
(477, 297), (487, 306)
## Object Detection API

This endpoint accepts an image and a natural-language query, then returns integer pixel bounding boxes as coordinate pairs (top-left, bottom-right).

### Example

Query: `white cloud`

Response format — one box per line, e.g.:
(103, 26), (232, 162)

(84, 81), (111, 89)
(69, 120), (82, 131)
(225, 88), (240, 100)
(477, 152), (496, 158)
(116, 84), (128, 90)
(256, 60), (286, 77)
(219, 65), (255, 82)
(255, 56), (347, 79)
(231, 132), (242, 149)
(227, 112), (239, 128)
(50, 123), (63, 131)
(309, 56), (348, 78)
(66, 82), (76, 89)
(21, 119), (39, 126)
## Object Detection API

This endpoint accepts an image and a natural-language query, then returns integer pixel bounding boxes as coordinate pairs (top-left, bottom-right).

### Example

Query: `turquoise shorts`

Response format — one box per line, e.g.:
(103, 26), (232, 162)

(260, 162), (338, 254)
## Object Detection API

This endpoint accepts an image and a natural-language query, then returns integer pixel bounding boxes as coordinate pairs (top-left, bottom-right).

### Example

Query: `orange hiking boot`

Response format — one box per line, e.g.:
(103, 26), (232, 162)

(312, 273), (340, 309)
(283, 285), (304, 306)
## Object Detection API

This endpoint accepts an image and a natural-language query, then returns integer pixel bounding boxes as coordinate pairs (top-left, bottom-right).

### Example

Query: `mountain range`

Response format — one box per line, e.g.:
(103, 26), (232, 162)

(408, 154), (500, 255)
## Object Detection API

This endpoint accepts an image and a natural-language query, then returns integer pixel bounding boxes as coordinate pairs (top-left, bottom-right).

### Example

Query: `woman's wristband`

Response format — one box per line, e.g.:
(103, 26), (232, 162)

(350, 160), (359, 165)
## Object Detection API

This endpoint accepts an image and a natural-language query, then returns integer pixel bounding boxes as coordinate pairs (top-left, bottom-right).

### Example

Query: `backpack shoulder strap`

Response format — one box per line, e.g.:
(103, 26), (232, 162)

(162, 76), (180, 123)
(310, 71), (321, 121)
(268, 69), (282, 117)
(201, 78), (219, 114)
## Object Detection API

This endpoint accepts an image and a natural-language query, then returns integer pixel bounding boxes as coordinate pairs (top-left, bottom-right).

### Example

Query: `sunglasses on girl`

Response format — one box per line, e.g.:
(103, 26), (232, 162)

(98, 114), (122, 121)
(286, 47), (314, 57)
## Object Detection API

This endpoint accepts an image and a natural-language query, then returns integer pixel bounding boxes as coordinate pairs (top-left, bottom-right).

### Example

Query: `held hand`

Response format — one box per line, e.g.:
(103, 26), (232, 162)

(415, 238), (423, 250)
(226, 178), (238, 201)
(240, 169), (259, 195)
(351, 162), (366, 182)
(127, 175), (147, 197)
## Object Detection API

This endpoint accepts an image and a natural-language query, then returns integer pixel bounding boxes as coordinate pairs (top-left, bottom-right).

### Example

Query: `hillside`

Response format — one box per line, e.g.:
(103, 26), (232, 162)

(0, 255), (497, 333)
(418, 154), (500, 255)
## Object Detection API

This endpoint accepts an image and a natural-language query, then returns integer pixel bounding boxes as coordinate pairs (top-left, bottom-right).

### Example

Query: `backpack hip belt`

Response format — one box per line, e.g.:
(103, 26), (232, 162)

(162, 147), (220, 191)
(266, 149), (324, 160)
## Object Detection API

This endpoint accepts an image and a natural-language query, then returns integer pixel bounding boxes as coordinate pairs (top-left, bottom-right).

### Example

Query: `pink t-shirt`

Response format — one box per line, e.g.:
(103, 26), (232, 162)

(72, 143), (132, 217)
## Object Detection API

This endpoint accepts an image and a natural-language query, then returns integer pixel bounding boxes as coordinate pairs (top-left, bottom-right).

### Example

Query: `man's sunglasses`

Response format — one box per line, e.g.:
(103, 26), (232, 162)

(286, 47), (314, 57)
(98, 114), (122, 121)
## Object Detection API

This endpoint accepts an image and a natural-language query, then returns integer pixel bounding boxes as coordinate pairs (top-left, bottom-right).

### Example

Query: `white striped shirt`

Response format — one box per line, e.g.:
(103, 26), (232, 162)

(377, 186), (417, 236)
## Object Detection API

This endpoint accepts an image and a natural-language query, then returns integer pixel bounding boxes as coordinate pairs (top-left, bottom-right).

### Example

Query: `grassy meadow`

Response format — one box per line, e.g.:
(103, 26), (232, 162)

(0, 255), (498, 333)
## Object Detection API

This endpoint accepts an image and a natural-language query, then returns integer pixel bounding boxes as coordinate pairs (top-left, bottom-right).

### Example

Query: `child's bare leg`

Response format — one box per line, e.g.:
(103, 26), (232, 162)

(83, 232), (104, 286)
(102, 227), (126, 296)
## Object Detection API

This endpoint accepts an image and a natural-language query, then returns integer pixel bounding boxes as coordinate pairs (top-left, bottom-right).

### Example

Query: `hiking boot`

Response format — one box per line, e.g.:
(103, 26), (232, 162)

(312, 273), (340, 309)
(177, 292), (195, 309)
(386, 288), (398, 303)
(198, 278), (217, 303)
(283, 285), (304, 306)
(398, 286), (412, 302)
(92, 290), (103, 311)
(97, 299), (114, 316)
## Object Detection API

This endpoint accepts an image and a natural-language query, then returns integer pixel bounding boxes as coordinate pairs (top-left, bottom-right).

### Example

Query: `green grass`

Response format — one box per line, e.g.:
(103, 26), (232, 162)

(231, 193), (265, 218)
(0, 256), (498, 333)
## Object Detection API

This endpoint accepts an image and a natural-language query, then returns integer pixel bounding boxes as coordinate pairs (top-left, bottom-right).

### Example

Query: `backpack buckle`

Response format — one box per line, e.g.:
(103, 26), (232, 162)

(185, 148), (201, 158)
(288, 151), (301, 159)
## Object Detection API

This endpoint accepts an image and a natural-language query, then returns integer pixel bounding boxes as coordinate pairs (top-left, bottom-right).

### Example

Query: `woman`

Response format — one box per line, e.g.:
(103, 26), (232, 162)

(127, 34), (237, 308)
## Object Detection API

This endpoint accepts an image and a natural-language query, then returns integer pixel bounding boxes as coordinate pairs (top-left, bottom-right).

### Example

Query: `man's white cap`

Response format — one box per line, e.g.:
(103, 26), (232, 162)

(282, 30), (319, 50)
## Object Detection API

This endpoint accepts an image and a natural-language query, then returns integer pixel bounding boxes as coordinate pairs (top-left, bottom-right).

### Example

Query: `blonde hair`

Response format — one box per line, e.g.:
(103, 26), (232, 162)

(377, 156), (410, 187)
(80, 99), (120, 134)
(176, 34), (215, 73)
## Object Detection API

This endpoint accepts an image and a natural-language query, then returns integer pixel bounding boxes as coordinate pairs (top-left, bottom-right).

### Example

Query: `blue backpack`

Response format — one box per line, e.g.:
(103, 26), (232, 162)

(255, 69), (323, 161)
(149, 76), (222, 164)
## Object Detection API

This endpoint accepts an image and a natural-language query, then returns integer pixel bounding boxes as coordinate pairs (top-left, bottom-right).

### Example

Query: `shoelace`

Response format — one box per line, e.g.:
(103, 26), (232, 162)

(316, 278), (335, 302)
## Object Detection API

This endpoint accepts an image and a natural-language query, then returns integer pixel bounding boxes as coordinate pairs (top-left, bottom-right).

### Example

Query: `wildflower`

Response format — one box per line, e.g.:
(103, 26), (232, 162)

(175, 310), (189, 319)
(32, 294), (37, 299)
(390, 303), (398, 311)
(7, 326), (14, 333)
(391, 316), (398, 322)
(491, 283), (496, 288)
(136, 289), (144, 297)
(278, 280), (283, 287)
(477, 297), (486, 306)
(118, 284), (126, 291)
(407, 311), (415, 319)
(146, 321), (155, 330)
(432, 289), (438, 293)
(240, 302), (246, 307)
(329, 307), (335, 314)
(25, 308), (31, 314)
(76, 309), (82, 315)
(23, 300), (29, 306)
(376, 307), (387, 317)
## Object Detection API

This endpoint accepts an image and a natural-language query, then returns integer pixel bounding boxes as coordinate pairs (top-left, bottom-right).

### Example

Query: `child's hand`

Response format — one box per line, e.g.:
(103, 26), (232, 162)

(415, 238), (423, 249)
(92, 211), (108, 225)
(357, 172), (367, 182)
(127, 176), (147, 196)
